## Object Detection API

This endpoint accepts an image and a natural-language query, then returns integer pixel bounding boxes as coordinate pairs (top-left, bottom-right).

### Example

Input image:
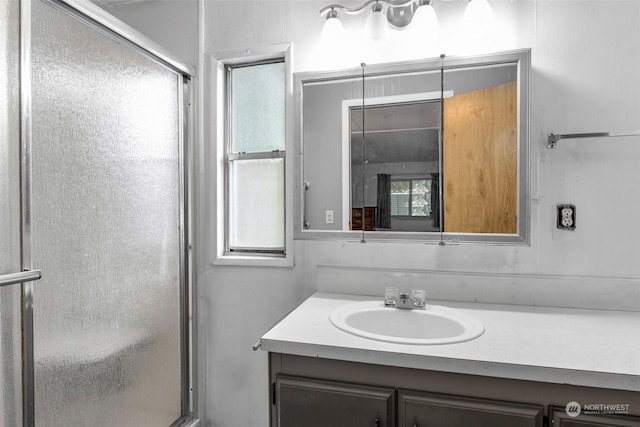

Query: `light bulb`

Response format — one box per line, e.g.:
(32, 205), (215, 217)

(412, 2), (439, 41)
(320, 10), (345, 46)
(464, 0), (494, 32)
(364, 3), (389, 41)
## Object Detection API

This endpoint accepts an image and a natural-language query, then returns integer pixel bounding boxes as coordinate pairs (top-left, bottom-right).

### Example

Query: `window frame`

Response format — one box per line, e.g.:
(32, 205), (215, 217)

(225, 59), (286, 255)
(212, 44), (293, 267)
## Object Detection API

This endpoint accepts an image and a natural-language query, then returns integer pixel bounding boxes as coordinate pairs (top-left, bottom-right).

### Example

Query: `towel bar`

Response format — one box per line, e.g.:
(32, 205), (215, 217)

(547, 131), (640, 148)
(0, 269), (41, 288)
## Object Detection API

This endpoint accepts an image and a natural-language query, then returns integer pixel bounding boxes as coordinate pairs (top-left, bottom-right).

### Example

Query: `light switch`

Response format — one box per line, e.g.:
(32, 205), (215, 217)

(325, 210), (334, 224)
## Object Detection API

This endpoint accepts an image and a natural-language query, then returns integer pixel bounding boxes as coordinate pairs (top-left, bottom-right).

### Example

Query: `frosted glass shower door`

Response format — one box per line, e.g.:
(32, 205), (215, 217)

(28, 1), (186, 425)
(1, 1), (23, 426)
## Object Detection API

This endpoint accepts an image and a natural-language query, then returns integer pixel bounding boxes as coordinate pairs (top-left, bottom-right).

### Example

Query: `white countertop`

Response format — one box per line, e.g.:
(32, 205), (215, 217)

(261, 293), (640, 391)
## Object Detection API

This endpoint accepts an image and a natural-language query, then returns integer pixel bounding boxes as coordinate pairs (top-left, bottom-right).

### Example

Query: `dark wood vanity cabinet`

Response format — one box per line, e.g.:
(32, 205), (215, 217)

(274, 375), (541, 427)
(269, 354), (639, 427)
(276, 376), (395, 427)
(399, 389), (542, 427)
(549, 406), (640, 427)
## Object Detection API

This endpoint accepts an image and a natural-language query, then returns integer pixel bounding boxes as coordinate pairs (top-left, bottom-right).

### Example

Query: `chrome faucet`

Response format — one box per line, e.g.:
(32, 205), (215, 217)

(384, 287), (426, 310)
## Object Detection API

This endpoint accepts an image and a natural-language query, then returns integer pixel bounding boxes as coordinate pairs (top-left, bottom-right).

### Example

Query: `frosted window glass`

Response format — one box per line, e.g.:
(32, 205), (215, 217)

(229, 158), (285, 249)
(30, 1), (182, 426)
(231, 62), (285, 153)
(0, 2), (23, 425)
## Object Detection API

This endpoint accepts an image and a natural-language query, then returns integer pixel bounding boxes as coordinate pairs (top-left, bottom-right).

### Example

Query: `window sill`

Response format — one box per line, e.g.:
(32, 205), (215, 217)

(211, 253), (293, 268)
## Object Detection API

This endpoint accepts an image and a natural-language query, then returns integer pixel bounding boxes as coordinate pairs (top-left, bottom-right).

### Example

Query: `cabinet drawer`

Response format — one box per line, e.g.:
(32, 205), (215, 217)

(398, 389), (543, 427)
(276, 375), (395, 427)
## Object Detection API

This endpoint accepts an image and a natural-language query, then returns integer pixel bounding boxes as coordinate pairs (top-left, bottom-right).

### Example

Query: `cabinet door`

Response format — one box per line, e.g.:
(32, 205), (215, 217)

(276, 375), (395, 427)
(550, 406), (640, 427)
(399, 389), (542, 427)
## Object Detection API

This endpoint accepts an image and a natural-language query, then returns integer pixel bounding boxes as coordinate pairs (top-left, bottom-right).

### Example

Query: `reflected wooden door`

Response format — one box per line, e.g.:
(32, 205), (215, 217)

(443, 82), (517, 233)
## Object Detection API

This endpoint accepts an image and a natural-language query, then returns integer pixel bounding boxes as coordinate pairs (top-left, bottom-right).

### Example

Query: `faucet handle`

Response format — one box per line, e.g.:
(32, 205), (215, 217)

(411, 288), (426, 308)
(384, 286), (399, 306)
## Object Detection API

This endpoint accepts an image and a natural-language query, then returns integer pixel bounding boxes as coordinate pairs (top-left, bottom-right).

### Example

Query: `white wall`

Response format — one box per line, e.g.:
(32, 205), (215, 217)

(106, 0), (199, 67)
(109, 1), (640, 426)
(201, 1), (640, 426)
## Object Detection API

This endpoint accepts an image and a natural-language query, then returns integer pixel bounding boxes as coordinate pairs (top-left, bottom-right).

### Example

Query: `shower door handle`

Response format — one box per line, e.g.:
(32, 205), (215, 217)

(303, 181), (311, 229)
(0, 269), (42, 288)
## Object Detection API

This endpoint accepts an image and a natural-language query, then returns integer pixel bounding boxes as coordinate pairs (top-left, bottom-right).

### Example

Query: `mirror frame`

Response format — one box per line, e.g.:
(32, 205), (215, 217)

(294, 49), (531, 245)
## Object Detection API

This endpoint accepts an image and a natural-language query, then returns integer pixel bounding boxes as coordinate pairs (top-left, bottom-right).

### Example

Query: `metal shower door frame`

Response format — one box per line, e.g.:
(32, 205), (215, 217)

(18, 0), (198, 425)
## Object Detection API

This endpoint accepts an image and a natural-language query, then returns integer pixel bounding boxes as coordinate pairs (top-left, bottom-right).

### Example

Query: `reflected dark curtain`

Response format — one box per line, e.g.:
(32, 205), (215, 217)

(431, 173), (440, 230)
(376, 174), (391, 229)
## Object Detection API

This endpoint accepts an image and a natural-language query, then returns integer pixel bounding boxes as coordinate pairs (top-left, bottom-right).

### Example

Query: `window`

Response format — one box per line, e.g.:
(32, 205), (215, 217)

(226, 60), (286, 255)
(391, 178), (432, 217)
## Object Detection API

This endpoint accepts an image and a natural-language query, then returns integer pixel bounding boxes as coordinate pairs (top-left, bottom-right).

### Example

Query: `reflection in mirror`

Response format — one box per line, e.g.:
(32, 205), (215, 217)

(301, 68), (443, 232)
(295, 50), (530, 244)
(300, 76), (363, 232)
(443, 64), (517, 234)
(350, 102), (442, 232)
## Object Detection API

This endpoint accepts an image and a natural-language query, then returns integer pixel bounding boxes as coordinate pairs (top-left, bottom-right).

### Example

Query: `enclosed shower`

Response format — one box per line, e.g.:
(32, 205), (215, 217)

(0, 0), (195, 425)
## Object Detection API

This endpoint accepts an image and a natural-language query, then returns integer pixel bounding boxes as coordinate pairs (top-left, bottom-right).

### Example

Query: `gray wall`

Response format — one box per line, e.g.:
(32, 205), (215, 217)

(108, 1), (640, 426)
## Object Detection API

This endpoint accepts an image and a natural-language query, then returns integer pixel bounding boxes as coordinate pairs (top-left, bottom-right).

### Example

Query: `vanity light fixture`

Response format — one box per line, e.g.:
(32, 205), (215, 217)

(320, 0), (440, 41)
(319, 0), (494, 42)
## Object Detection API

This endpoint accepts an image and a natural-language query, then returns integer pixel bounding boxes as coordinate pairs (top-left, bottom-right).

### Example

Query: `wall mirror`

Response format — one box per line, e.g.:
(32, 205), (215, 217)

(295, 49), (530, 244)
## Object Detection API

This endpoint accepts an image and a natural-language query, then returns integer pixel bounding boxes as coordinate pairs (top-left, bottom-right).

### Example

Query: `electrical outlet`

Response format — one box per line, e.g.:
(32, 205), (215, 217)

(325, 210), (334, 224)
(557, 204), (576, 230)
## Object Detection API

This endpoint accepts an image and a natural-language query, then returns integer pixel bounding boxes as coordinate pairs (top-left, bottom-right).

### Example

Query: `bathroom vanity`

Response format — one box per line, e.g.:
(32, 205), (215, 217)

(261, 293), (640, 427)
(280, 46), (640, 426)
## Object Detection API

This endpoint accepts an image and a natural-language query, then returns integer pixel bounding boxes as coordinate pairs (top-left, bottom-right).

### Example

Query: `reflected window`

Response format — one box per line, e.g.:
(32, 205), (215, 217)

(391, 178), (432, 217)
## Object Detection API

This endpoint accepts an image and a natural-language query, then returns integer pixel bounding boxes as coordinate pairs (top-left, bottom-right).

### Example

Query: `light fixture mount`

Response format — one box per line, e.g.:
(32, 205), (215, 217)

(320, 0), (438, 37)
(320, 0), (419, 18)
(386, 3), (415, 29)
(325, 8), (339, 20)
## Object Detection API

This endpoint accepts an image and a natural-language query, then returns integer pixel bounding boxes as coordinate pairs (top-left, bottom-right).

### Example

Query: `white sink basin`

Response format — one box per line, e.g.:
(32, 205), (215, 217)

(330, 301), (484, 345)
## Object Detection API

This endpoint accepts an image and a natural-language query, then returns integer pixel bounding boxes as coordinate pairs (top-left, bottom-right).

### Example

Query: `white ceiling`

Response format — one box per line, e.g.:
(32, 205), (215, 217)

(351, 129), (439, 164)
(350, 101), (441, 164)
